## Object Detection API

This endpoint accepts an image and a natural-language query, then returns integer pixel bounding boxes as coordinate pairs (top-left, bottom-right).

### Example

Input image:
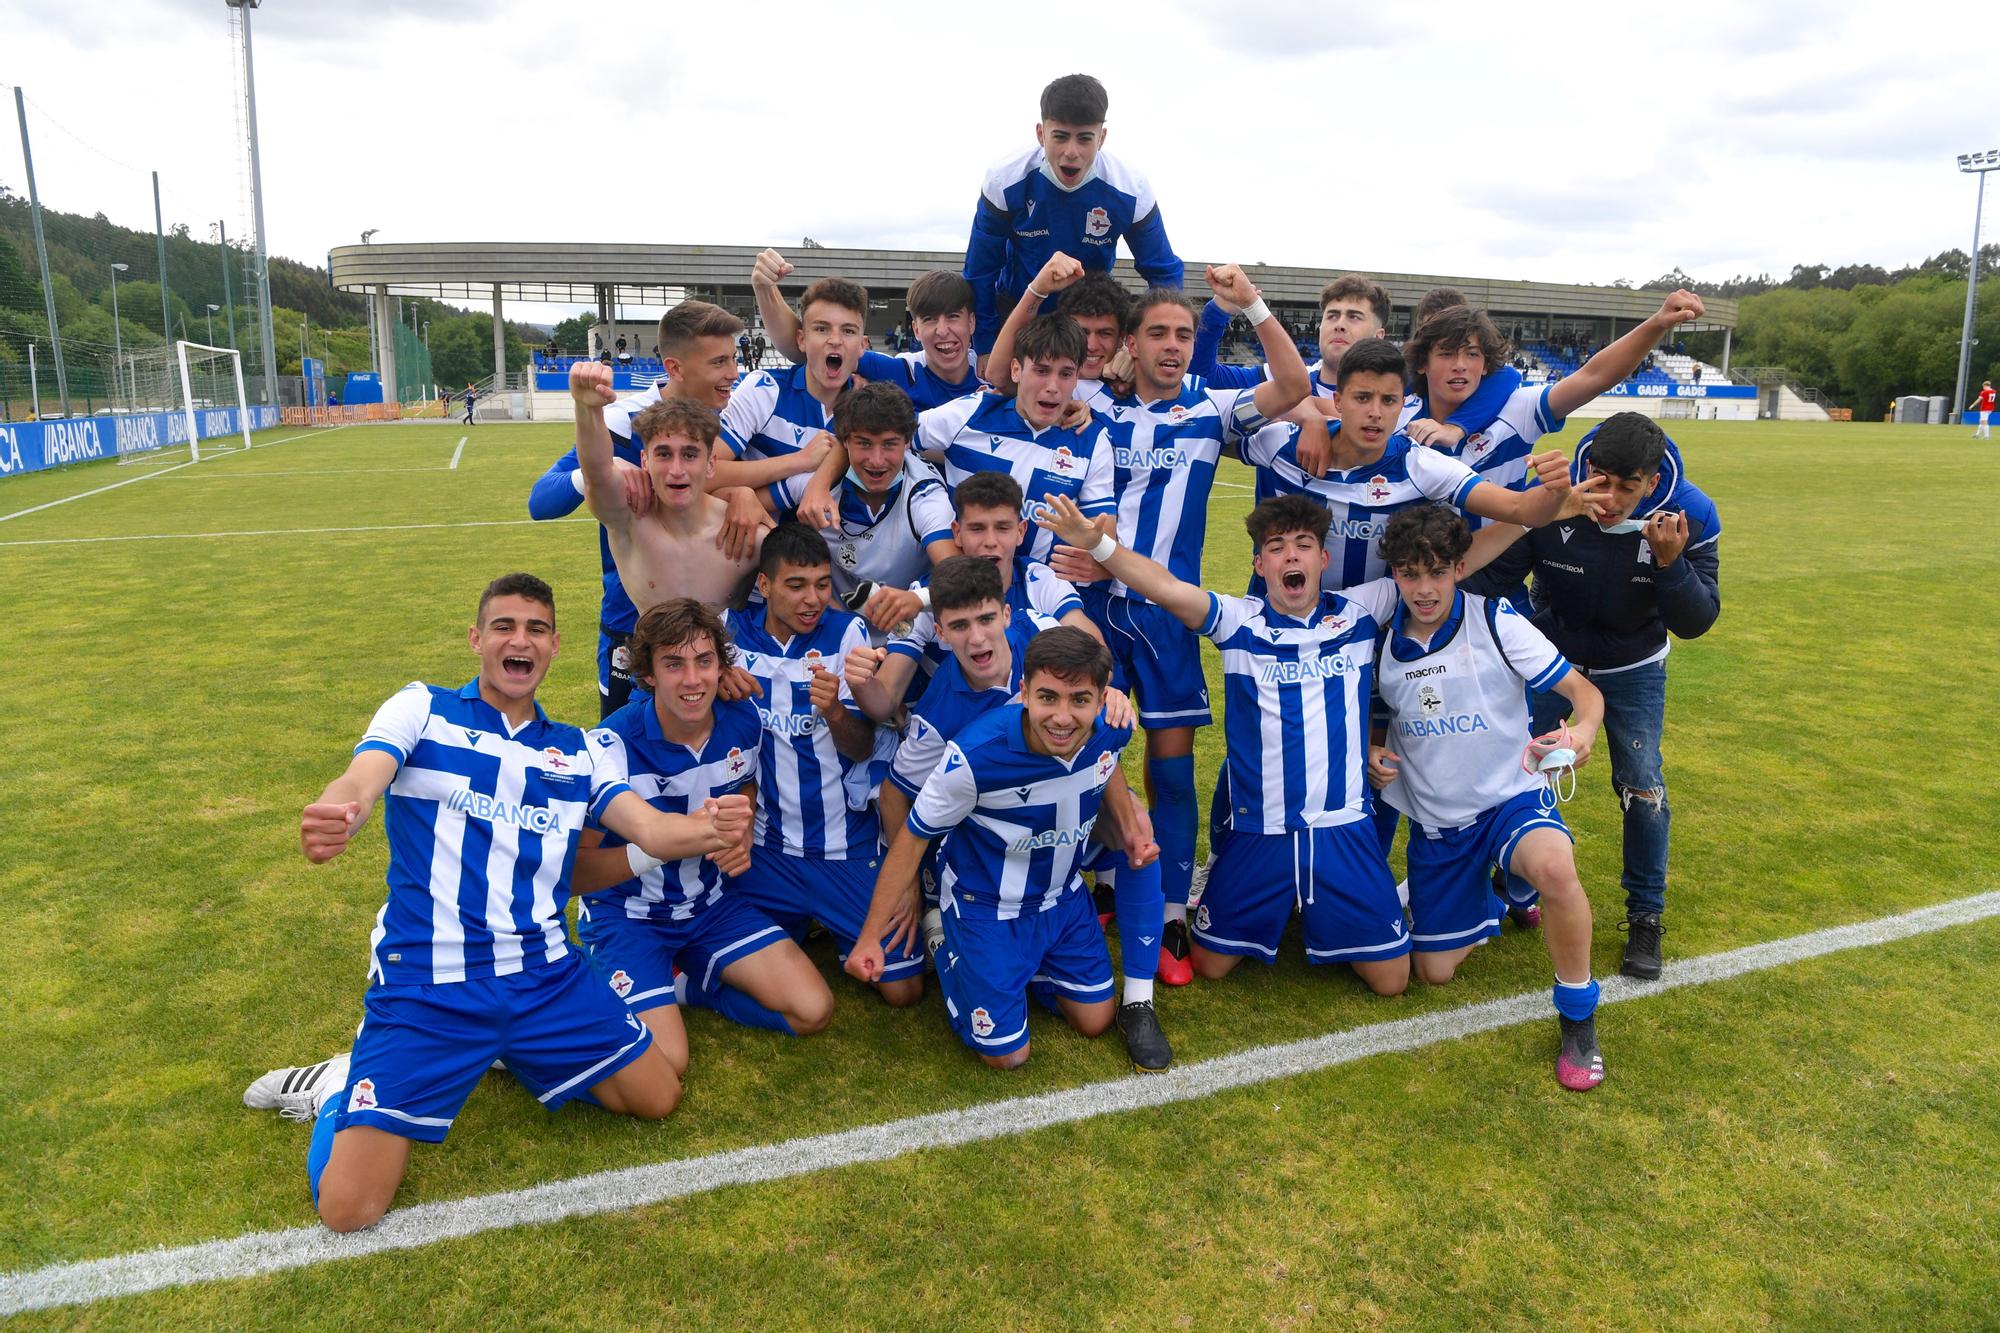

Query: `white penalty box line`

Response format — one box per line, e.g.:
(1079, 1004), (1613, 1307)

(4, 889), (1997, 1315)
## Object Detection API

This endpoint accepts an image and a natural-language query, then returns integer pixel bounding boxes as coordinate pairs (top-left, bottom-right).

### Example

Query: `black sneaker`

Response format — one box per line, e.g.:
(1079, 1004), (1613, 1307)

(1620, 913), (1664, 981)
(1118, 1000), (1173, 1073)
(1555, 1014), (1605, 1091)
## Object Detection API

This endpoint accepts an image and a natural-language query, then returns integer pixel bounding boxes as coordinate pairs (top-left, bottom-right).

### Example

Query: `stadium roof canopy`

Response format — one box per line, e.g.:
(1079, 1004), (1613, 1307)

(327, 241), (1738, 332)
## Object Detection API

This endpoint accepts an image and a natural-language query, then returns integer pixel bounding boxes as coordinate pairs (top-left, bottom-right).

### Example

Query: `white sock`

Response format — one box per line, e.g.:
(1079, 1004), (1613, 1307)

(1123, 976), (1154, 1006)
(1163, 902), (1187, 925)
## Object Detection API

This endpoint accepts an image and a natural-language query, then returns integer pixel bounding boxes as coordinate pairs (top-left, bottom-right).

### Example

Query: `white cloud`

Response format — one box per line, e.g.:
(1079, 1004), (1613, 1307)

(1, 0), (1993, 308)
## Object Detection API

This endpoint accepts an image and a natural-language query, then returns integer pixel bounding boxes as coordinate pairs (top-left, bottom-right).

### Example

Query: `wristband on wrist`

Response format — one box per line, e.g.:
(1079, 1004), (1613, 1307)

(1242, 297), (1272, 326)
(1090, 532), (1119, 563)
(626, 843), (666, 876)
(913, 584), (932, 610)
(1026, 283), (1051, 301)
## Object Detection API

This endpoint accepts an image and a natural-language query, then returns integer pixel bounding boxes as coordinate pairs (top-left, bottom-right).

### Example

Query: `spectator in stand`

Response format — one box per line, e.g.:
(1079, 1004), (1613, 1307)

(739, 330), (752, 368)
(1691, 362), (1702, 385)
(751, 332), (768, 369)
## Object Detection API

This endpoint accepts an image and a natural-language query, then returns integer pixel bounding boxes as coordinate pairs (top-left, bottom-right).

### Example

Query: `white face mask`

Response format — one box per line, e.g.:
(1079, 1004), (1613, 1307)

(1598, 517), (1646, 535)
(1522, 724), (1579, 814)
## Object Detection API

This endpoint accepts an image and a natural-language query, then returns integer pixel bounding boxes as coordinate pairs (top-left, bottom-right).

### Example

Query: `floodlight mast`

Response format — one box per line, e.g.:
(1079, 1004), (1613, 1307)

(1953, 149), (2000, 424)
(226, 0), (280, 407)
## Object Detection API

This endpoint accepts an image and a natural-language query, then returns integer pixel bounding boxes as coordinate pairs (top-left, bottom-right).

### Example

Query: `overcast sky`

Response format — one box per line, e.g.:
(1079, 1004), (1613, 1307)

(4, 0), (1997, 325)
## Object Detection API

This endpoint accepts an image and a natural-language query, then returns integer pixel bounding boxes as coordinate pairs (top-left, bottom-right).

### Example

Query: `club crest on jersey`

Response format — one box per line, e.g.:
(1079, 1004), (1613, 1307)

(1095, 750), (1118, 782)
(1084, 206), (1111, 238)
(839, 543), (859, 569)
(971, 1007), (996, 1038)
(1365, 475), (1392, 504)
(1466, 431), (1495, 458)
(611, 644), (632, 671)
(608, 969), (635, 998)
(1418, 683), (1444, 717)
(804, 649), (823, 667)
(348, 1078), (378, 1113)
(541, 747), (571, 771)
(725, 747), (749, 777)
(1196, 903), (1211, 933)
(1050, 446), (1077, 473)
(1320, 613), (1349, 636)
(1167, 404), (1190, 423)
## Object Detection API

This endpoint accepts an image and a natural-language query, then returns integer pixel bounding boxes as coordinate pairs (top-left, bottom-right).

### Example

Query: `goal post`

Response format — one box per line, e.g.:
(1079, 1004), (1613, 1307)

(176, 341), (253, 462)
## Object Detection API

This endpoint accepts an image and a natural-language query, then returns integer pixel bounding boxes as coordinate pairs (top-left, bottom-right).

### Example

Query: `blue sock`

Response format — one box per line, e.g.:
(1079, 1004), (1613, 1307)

(1146, 754), (1197, 908)
(690, 979), (797, 1036)
(306, 1103), (340, 1207)
(1552, 976), (1601, 1022)
(1110, 854), (1163, 984)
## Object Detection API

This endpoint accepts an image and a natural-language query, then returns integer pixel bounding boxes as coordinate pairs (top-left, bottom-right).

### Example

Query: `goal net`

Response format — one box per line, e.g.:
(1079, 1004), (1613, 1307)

(117, 342), (254, 465)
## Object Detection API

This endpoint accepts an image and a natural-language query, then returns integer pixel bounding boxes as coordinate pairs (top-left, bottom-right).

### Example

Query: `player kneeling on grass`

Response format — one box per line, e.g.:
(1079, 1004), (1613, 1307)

(245, 574), (749, 1232)
(847, 628), (1168, 1071)
(570, 599), (834, 1073)
(1351, 507), (1610, 1090)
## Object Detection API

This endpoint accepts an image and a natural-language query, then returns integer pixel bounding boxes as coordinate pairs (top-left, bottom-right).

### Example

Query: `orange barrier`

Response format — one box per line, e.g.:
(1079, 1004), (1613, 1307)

(1826, 408), (1853, 422)
(281, 403), (407, 426)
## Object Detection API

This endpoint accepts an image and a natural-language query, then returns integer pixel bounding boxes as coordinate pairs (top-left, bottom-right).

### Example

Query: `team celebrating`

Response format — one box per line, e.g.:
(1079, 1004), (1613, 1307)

(246, 74), (1723, 1232)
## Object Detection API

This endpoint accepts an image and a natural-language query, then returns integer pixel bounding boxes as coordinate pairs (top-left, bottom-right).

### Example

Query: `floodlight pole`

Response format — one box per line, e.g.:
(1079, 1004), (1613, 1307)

(1952, 150), (1999, 424)
(228, 0), (280, 406)
(14, 86), (69, 417)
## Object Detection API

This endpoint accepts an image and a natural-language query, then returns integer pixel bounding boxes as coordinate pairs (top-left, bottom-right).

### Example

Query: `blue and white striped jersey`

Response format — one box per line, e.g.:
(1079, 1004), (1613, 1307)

(963, 146), (1183, 355)
(1101, 379), (1269, 595)
(719, 364), (839, 463)
(355, 681), (631, 985)
(1201, 590), (1382, 834)
(771, 454), (954, 599)
(1402, 382), (1563, 497)
(1346, 580), (1572, 829)
(856, 348), (987, 413)
(909, 704), (1134, 920)
(918, 393), (1115, 564)
(1240, 424), (1482, 590)
(890, 557), (1079, 668)
(725, 603), (880, 859)
(580, 696), (761, 921)
(887, 616), (1040, 798)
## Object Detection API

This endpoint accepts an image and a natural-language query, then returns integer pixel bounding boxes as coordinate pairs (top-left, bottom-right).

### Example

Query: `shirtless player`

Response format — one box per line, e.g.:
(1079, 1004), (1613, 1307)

(573, 361), (768, 612)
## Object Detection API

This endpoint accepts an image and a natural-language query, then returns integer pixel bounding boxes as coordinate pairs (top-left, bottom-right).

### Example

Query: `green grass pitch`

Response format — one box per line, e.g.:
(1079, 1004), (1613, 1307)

(0, 418), (1995, 1327)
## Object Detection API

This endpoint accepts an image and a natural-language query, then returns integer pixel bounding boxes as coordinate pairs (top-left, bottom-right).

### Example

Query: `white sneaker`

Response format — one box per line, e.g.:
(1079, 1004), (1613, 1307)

(1187, 857), (1213, 911)
(243, 1053), (350, 1121)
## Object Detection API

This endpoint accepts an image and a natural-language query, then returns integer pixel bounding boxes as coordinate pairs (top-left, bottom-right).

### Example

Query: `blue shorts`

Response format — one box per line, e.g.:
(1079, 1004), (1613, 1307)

(333, 952), (653, 1143)
(937, 884), (1113, 1057)
(1194, 820), (1410, 965)
(576, 892), (791, 1010)
(734, 845), (924, 981)
(1087, 590), (1212, 729)
(1404, 790), (1570, 952)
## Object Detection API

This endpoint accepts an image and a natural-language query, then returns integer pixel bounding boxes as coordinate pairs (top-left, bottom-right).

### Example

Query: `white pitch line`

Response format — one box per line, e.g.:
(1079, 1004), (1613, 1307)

(449, 436), (468, 470)
(3, 888), (1995, 1316)
(159, 467), (455, 480)
(0, 428), (341, 525)
(0, 517), (593, 549)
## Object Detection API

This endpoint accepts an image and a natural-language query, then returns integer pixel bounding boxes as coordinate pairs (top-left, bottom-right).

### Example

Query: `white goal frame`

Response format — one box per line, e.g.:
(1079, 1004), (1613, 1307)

(176, 341), (254, 462)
